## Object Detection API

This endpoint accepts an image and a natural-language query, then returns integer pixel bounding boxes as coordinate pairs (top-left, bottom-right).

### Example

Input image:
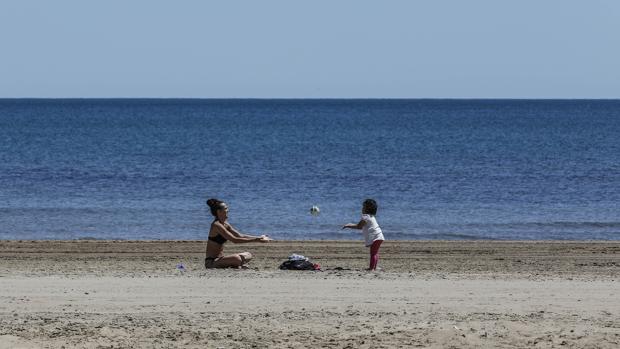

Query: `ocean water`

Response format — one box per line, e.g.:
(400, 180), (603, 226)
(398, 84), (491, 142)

(1, 99), (619, 241)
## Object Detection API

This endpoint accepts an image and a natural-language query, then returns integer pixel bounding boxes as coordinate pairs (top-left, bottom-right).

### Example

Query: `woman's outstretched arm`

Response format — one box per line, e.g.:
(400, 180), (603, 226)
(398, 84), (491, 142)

(226, 223), (257, 238)
(215, 222), (271, 243)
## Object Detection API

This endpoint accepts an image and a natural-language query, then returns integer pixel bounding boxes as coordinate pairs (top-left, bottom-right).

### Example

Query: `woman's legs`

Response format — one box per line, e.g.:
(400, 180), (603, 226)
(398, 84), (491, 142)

(210, 252), (253, 268)
(369, 240), (383, 270)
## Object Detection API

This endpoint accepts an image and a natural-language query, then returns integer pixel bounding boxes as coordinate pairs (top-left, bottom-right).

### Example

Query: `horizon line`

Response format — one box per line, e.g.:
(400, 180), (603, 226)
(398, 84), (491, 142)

(1, 97), (620, 101)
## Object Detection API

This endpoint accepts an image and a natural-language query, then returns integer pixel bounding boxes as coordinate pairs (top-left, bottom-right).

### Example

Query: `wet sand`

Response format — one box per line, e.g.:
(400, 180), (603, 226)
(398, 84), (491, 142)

(1, 240), (619, 348)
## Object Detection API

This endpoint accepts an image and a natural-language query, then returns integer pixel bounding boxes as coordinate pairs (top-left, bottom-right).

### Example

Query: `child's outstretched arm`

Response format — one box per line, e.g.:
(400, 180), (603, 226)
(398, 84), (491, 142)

(342, 219), (366, 230)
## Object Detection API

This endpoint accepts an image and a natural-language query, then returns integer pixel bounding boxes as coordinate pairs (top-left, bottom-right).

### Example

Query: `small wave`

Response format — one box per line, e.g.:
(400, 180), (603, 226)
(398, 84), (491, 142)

(427, 232), (499, 240)
(540, 221), (620, 229)
(73, 236), (104, 241)
(384, 231), (498, 240)
(464, 221), (620, 230)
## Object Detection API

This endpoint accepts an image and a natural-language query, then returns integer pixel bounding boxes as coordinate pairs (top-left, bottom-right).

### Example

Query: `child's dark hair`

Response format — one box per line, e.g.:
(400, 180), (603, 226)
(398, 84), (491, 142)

(206, 198), (227, 217)
(363, 199), (378, 215)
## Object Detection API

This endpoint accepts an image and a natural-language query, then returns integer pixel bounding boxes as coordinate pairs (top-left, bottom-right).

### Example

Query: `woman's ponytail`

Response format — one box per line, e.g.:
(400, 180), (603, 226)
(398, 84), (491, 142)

(206, 198), (225, 216)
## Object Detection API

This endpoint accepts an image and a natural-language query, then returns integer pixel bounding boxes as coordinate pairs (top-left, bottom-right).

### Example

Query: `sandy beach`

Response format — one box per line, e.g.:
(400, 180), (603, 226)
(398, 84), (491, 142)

(1, 240), (619, 348)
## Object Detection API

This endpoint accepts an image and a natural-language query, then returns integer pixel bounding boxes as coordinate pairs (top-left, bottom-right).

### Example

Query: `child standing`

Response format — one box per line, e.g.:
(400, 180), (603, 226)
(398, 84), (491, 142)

(342, 199), (385, 270)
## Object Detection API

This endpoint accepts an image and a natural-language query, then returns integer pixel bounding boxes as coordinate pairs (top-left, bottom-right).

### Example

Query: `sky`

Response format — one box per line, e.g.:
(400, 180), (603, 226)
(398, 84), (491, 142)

(1, 1), (619, 98)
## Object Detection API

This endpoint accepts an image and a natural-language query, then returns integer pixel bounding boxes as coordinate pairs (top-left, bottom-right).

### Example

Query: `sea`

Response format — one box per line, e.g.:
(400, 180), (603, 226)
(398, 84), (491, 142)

(1, 99), (619, 241)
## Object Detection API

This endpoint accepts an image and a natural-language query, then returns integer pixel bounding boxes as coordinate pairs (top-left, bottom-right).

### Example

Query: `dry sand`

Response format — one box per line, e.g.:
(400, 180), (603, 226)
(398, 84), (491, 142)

(0, 240), (619, 348)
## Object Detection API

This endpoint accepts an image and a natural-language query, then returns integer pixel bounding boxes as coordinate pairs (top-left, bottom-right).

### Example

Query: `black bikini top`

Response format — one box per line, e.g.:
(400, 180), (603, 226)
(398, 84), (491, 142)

(208, 233), (228, 244)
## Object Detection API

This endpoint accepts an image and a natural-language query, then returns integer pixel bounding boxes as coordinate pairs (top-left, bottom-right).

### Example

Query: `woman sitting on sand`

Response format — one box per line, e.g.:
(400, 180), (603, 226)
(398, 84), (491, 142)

(205, 198), (272, 268)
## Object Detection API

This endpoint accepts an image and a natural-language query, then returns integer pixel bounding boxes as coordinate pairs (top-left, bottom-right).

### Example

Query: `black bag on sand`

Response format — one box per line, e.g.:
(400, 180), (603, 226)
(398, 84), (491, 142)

(279, 259), (320, 271)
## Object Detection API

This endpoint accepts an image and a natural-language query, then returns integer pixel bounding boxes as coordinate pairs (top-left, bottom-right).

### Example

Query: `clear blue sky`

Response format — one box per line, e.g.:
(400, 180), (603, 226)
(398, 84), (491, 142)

(1, 1), (619, 98)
